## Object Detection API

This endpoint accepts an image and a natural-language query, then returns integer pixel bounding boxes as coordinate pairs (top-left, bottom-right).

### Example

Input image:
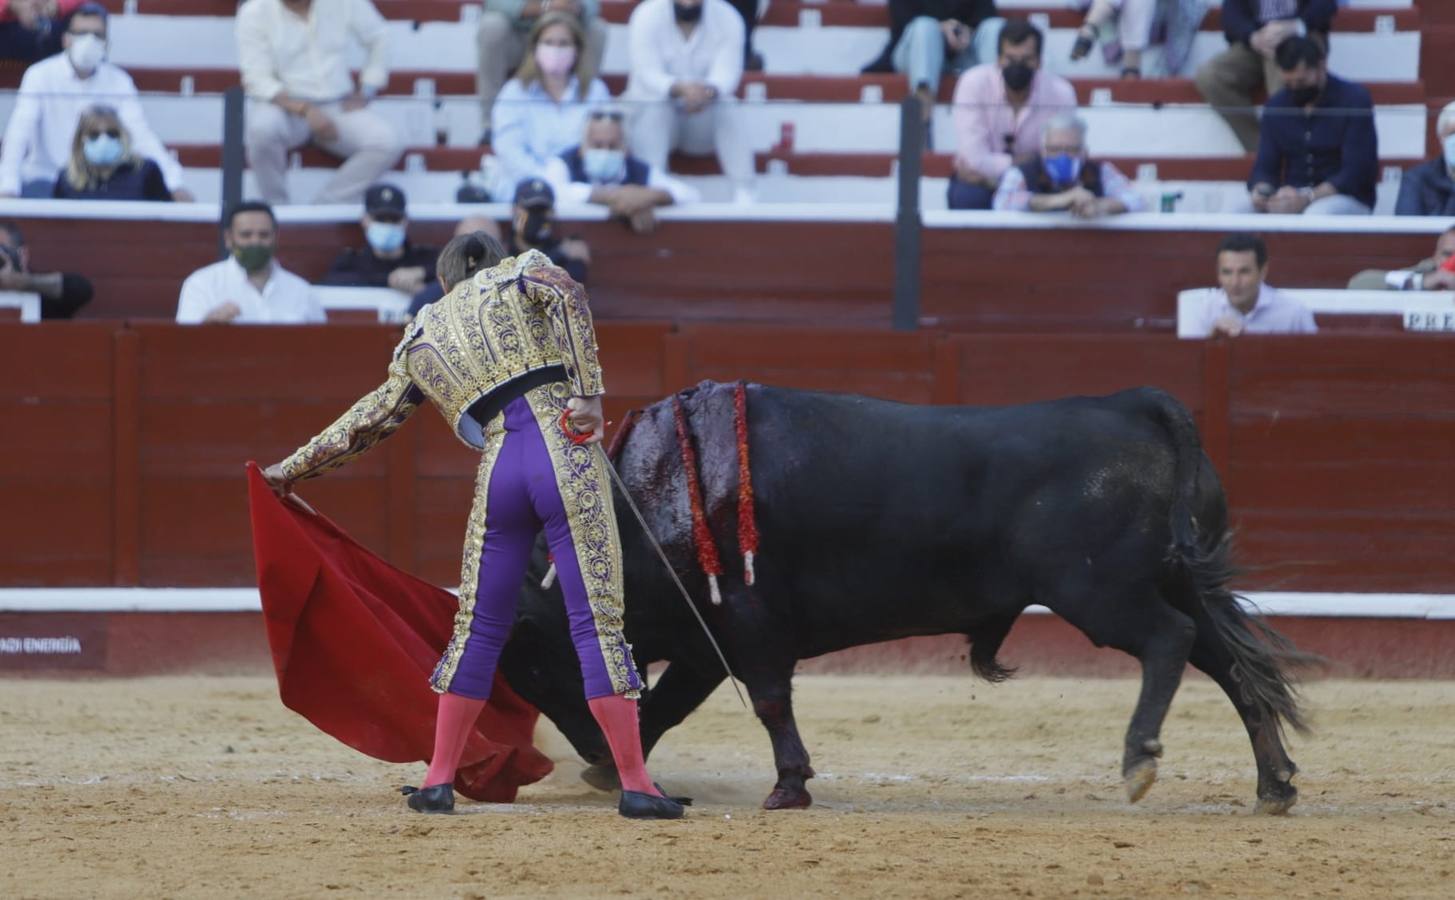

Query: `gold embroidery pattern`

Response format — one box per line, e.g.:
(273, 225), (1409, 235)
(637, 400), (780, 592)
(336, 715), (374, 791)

(430, 421), (507, 694)
(279, 350), (424, 483)
(523, 383), (640, 698)
(399, 250), (606, 450)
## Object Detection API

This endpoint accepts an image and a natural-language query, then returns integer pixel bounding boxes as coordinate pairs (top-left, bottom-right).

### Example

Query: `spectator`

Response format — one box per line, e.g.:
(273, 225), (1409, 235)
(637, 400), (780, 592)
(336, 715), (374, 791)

(0, 0), (83, 62)
(489, 11), (611, 201)
(1347, 226), (1455, 292)
(992, 113), (1145, 217)
(0, 3), (191, 199)
(52, 104), (171, 201)
(475, 0), (607, 145)
(0, 220), (93, 318)
(860, 0), (1004, 119)
(625, 0), (754, 203)
(1191, 232), (1316, 337)
(321, 184), (439, 295)
(948, 19), (1076, 210)
(237, 0), (403, 205)
(543, 107), (700, 234)
(507, 178), (590, 284)
(176, 201), (325, 325)
(1395, 101), (1455, 217)
(1195, 0), (1336, 152)
(1069, 0), (1154, 79)
(406, 216), (505, 318)
(1246, 37), (1374, 216)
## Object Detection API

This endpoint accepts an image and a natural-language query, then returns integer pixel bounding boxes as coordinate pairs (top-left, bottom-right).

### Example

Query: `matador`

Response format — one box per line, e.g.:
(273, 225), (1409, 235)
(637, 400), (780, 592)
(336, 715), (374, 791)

(263, 236), (683, 819)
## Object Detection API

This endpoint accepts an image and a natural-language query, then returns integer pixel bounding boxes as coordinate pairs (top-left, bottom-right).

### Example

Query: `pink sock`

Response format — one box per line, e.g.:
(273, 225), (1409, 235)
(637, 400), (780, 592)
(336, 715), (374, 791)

(424, 692), (486, 788)
(588, 694), (659, 796)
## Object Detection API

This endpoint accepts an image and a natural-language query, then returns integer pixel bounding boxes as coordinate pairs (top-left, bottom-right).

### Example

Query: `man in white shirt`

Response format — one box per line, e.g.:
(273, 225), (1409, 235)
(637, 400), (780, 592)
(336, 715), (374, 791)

(1193, 233), (1317, 338)
(236, 0), (403, 205)
(177, 201), (326, 324)
(0, 4), (191, 199)
(544, 108), (699, 233)
(625, 0), (754, 201)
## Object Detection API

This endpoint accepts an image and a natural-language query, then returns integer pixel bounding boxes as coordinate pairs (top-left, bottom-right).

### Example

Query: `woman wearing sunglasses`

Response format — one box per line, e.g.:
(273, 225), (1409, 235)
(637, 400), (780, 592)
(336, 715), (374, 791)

(52, 104), (170, 201)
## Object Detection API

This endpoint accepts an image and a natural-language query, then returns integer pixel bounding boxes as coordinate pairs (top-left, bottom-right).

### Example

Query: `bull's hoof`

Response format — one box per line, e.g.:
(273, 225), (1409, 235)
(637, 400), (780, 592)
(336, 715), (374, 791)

(1123, 757), (1158, 804)
(1254, 788), (1298, 816)
(581, 763), (620, 792)
(762, 786), (812, 810)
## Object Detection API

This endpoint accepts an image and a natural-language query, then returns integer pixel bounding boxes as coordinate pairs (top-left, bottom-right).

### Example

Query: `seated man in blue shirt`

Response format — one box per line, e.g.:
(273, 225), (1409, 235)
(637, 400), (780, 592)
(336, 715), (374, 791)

(1247, 36), (1375, 216)
(1395, 100), (1455, 217)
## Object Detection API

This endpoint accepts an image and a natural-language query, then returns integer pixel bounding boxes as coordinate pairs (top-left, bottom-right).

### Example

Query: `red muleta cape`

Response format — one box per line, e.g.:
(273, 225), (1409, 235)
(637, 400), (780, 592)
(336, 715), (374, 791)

(245, 462), (553, 801)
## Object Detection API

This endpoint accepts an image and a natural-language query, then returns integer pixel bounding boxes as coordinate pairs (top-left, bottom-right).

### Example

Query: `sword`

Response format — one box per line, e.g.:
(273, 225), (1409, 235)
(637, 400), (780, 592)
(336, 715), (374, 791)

(558, 411), (747, 709)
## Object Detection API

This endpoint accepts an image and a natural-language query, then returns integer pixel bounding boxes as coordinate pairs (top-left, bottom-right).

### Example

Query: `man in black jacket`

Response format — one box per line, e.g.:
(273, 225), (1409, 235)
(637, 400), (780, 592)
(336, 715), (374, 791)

(862, 0), (1003, 118)
(1194, 0), (1336, 152)
(0, 220), (93, 318)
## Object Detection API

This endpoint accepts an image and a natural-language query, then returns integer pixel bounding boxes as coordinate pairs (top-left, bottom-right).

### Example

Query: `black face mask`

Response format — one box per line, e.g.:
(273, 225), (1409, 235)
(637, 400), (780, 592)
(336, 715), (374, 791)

(673, 2), (703, 23)
(522, 208), (555, 245)
(1002, 62), (1034, 92)
(1288, 83), (1322, 106)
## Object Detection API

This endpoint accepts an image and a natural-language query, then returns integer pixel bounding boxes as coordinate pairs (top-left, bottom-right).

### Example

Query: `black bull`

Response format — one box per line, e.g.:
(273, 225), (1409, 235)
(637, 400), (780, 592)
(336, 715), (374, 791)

(498, 381), (1314, 812)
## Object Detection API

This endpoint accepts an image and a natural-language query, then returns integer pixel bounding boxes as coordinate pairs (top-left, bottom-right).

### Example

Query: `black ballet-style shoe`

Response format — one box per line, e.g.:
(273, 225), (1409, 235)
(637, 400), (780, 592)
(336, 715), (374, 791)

(401, 783), (455, 814)
(618, 790), (686, 820)
(654, 782), (693, 806)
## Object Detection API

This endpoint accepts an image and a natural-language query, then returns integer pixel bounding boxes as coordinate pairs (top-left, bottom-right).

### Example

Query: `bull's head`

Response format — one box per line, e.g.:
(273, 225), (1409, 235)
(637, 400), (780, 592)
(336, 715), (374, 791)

(498, 560), (612, 766)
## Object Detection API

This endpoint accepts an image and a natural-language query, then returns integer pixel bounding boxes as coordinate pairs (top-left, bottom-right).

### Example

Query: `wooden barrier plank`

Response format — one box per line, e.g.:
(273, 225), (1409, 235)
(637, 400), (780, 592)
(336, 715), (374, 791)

(0, 324), (114, 585)
(1234, 510), (1455, 592)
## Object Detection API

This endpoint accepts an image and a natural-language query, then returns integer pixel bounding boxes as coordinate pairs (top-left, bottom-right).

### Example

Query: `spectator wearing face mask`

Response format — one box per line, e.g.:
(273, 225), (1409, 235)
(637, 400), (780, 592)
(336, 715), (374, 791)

(489, 11), (611, 202)
(475, 0), (607, 145)
(992, 113), (1144, 218)
(543, 107), (699, 234)
(0, 219), (93, 318)
(1348, 226), (1455, 291)
(321, 183), (439, 295)
(506, 178), (590, 284)
(0, 3), (191, 199)
(1246, 36), (1374, 216)
(52, 104), (171, 201)
(948, 19), (1075, 210)
(1395, 101), (1455, 218)
(0, 0), (85, 62)
(177, 201), (325, 325)
(625, 0), (754, 203)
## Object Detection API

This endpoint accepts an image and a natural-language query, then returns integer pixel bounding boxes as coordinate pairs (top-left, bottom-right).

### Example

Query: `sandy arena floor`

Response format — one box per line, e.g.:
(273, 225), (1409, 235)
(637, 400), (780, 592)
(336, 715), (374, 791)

(1, 674), (1452, 899)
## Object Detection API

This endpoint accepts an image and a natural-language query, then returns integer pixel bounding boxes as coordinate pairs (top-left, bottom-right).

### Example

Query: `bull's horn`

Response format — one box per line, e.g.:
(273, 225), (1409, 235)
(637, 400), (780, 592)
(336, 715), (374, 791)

(744, 552), (756, 586)
(709, 574), (722, 606)
(541, 563), (557, 590)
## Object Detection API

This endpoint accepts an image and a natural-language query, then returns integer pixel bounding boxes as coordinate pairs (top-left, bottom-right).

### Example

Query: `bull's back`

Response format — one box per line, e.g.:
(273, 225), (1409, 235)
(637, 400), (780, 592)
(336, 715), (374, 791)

(746, 387), (1198, 654)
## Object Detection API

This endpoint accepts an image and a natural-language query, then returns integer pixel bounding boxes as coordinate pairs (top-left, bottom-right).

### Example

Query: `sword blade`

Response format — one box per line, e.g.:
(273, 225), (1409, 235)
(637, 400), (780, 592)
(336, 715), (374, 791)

(594, 444), (748, 710)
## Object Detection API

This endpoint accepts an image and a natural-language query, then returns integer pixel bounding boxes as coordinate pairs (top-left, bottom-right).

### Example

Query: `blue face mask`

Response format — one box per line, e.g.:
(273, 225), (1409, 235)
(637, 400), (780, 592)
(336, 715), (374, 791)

(83, 133), (124, 167)
(1043, 153), (1083, 187)
(366, 221), (407, 254)
(1444, 133), (1455, 170)
(582, 148), (626, 183)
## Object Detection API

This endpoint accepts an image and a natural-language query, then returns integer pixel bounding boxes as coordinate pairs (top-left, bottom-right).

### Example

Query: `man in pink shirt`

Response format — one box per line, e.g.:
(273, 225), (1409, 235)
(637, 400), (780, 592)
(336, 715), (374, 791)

(949, 19), (1076, 209)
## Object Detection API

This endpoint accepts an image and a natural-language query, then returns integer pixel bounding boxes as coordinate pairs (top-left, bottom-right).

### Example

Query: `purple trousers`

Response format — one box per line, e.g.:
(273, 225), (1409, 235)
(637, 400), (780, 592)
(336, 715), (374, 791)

(432, 390), (641, 701)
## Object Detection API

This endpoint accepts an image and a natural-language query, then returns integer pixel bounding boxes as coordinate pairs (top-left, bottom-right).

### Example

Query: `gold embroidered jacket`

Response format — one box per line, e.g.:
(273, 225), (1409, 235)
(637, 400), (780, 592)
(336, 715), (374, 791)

(279, 250), (604, 482)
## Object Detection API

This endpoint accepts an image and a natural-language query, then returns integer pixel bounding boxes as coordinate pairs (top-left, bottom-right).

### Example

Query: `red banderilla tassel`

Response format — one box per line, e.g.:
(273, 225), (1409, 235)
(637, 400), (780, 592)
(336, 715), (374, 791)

(673, 394), (723, 605)
(734, 382), (759, 586)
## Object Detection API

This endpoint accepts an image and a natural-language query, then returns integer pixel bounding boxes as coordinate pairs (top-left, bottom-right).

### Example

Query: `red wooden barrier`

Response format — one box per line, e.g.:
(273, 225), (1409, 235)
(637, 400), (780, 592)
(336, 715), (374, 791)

(1, 324), (1452, 593)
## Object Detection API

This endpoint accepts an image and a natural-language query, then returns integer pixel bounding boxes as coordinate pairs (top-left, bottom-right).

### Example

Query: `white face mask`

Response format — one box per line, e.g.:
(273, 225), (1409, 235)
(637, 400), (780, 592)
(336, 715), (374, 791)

(582, 148), (626, 183)
(67, 33), (107, 75)
(1443, 133), (1455, 170)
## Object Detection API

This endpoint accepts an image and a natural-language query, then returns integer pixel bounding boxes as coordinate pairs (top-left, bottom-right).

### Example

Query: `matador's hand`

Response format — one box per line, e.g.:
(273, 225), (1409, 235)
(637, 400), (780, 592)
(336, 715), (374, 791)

(261, 463), (293, 497)
(565, 396), (605, 444)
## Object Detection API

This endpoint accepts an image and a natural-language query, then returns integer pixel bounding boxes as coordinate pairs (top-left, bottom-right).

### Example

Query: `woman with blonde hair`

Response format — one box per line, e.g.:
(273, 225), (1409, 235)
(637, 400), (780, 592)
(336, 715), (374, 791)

(53, 104), (170, 201)
(488, 11), (610, 200)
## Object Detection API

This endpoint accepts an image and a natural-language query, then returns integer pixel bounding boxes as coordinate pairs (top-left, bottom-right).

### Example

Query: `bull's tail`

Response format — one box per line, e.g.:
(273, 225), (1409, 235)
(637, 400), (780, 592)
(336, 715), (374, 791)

(967, 614), (1019, 683)
(1176, 531), (1317, 737)
(1147, 390), (1317, 738)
